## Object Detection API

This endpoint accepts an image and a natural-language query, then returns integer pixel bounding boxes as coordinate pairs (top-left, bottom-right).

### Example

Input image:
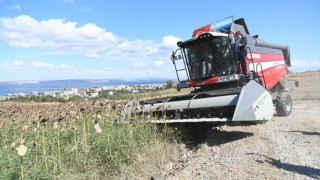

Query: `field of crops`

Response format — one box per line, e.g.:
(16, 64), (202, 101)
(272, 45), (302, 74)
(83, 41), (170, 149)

(0, 100), (179, 179)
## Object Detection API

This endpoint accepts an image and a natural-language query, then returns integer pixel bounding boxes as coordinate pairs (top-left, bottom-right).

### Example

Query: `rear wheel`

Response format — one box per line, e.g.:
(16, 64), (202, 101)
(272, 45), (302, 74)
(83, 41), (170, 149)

(275, 91), (292, 116)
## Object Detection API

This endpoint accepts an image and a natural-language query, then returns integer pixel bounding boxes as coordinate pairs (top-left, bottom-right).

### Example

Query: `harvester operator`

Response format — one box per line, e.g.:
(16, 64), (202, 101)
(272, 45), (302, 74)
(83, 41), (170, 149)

(234, 31), (247, 75)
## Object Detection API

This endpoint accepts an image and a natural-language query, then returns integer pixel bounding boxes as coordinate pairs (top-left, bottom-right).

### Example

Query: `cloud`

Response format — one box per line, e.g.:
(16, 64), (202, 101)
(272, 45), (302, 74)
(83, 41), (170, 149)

(0, 15), (118, 57)
(161, 35), (181, 49)
(154, 60), (164, 67)
(59, 64), (68, 69)
(0, 15), (181, 80)
(133, 61), (146, 68)
(12, 59), (24, 66)
(0, 15), (181, 59)
(6, 5), (21, 10)
(32, 61), (54, 69)
(0, 59), (25, 73)
(290, 59), (320, 72)
(62, 0), (76, 5)
(113, 36), (180, 57)
(79, 7), (92, 12)
(116, 39), (160, 56)
(0, 58), (130, 80)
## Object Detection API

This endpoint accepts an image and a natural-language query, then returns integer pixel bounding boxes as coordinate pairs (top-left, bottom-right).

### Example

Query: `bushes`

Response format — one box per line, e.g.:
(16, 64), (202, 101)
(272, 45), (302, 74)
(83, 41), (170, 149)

(166, 80), (174, 89)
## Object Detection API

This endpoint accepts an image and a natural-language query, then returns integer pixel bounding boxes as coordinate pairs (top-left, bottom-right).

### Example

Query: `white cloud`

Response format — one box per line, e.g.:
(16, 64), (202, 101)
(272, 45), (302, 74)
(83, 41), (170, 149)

(59, 64), (68, 69)
(13, 59), (24, 66)
(117, 39), (160, 56)
(0, 15), (181, 59)
(79, 7), (92, 12)
(0, 59), (25, 74)
(133, 61), (146, 68)
(0, 15), (118, 56)
(161, 35), (181, 49)
(154, 60), (164, 67)
(0, 15), (182, 80)
(32, 61), (54, 69)
(290, 59), (320, 72)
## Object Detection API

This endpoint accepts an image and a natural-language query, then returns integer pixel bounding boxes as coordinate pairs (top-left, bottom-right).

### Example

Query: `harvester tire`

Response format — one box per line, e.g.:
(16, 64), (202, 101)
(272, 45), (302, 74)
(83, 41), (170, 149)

(275, 91), (292, 116)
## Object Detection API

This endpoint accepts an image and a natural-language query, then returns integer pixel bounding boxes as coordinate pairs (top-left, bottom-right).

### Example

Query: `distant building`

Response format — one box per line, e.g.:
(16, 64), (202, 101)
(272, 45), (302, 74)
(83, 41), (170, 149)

(102, 86), (110, 90)
(91, 92), (99, 98)
(108, 91), (114, 96)
(63, 91), (72, 96)
(72, 88), (79, 94)
(79, 90), (87, 97)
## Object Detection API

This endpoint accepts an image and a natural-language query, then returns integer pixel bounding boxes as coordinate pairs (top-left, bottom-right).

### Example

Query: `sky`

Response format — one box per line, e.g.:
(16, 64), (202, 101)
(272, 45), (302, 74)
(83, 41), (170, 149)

(0, 0), (320, 82)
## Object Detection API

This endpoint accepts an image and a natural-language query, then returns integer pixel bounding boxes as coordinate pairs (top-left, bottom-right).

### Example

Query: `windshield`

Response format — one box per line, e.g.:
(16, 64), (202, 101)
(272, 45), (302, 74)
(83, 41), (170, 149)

(183, 37), (235, 80)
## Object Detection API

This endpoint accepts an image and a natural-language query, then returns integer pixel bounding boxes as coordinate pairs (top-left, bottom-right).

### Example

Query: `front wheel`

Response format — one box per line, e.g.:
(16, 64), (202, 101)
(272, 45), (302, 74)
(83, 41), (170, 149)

(275, 91), (292, 116)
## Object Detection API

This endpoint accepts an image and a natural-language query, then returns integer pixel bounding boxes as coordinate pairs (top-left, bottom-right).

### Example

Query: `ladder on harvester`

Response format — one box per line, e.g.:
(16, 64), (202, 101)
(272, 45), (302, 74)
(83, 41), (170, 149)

(171, 49), (190, 82)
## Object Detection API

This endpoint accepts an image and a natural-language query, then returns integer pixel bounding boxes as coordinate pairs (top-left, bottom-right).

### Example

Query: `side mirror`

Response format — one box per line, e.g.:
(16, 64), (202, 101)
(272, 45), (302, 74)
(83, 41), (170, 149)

(252, 35), (259, 38)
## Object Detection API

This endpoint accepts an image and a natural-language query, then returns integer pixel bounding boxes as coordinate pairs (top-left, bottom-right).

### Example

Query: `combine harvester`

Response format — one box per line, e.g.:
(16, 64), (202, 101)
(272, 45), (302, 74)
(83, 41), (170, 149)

(122, 16), (293, 124)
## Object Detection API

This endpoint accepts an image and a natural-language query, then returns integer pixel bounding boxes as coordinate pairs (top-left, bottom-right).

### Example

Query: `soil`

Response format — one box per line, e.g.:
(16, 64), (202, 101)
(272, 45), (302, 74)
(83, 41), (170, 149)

(154, 71), (320, 180)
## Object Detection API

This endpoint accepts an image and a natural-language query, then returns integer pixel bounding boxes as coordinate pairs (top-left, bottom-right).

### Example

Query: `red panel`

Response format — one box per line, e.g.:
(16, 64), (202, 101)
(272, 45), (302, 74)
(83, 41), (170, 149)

(192, 24), (212, 37)
(246, 52), (286, 90)
(188, 76), (220, 87)
(257, 65), (287, 90)
(246, 52), (284, 62)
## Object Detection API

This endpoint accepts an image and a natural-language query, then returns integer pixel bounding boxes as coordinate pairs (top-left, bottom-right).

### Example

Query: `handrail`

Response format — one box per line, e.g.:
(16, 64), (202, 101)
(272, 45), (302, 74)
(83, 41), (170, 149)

(246, 47), (255, 73)
(255, 63), (267, 89)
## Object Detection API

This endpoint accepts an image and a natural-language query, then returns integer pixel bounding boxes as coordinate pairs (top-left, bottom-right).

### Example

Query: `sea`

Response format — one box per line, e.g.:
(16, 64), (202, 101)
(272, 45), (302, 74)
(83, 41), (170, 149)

(0, 79), (167, 96)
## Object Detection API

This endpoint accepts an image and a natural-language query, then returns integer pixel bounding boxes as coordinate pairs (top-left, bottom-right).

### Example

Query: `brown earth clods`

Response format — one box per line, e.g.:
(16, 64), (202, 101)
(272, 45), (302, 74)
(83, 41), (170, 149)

(0, 100), (125, 124)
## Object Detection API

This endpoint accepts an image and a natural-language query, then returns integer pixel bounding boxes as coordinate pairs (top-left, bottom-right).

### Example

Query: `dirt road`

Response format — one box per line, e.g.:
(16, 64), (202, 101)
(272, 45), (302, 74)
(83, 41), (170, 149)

(158, 100), (320, 179)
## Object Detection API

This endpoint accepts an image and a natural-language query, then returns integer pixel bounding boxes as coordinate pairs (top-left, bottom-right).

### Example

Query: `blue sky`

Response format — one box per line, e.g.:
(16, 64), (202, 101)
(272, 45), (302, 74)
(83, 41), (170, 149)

(0, 0), (319, 82)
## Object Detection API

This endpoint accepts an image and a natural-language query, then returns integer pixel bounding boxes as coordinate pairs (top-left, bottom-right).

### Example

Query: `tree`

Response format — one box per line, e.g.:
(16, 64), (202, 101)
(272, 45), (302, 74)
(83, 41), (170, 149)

(166, 80), (174, 89)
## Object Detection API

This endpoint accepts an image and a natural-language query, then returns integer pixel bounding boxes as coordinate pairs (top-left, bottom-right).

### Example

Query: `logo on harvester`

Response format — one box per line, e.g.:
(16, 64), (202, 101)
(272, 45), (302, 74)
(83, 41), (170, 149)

(253, 93), (267, 112)
(247, 53), (261, 59)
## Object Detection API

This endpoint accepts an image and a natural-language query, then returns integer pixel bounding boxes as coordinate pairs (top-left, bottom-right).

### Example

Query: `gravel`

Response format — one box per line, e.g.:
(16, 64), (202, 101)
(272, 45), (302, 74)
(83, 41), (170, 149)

(157, 100), (320, 180)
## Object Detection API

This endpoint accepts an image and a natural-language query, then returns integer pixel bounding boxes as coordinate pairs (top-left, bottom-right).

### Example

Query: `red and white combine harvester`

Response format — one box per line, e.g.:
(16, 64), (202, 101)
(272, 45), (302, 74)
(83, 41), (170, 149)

(122, 16), (293, 123)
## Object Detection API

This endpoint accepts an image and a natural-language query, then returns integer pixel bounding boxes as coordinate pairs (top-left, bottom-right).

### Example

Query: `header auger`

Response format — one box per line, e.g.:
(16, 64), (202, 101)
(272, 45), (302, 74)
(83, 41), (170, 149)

(122, 16), (293, 124)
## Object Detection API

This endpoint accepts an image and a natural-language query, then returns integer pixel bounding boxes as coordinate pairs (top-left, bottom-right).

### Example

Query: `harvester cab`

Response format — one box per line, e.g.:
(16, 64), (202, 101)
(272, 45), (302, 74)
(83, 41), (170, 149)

(172, 32), (241, 91)
(122, 16), (292, 123)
